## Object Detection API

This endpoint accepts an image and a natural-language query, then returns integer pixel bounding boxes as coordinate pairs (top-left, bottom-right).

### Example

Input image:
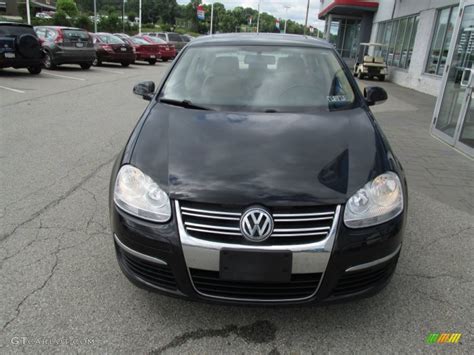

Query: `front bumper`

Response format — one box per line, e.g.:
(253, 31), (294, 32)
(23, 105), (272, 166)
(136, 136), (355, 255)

(111, 201), (404, 305)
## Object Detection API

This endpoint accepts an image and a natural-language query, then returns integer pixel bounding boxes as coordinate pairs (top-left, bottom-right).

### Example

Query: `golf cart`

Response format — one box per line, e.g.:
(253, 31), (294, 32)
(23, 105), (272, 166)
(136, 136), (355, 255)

(354, 43), (388, 81)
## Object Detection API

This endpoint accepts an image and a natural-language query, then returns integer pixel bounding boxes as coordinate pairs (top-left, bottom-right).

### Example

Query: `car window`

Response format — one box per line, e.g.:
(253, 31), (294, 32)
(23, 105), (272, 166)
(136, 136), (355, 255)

(167, 33), (182, 42)
(98, 34), (124, 44)
(160, 45), (357, 112)
(132, 37), (149, 45)
(35, 28), (45, 38)
(146, 37), (167, 44)
(63, 29), (89, 40)
(45, 29), (56, 40)
(158, 34), (166, 40)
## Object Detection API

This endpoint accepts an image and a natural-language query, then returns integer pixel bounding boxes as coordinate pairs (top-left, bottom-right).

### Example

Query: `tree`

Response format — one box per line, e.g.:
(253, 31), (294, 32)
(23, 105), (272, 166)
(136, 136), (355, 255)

(56, 0), (79, 18)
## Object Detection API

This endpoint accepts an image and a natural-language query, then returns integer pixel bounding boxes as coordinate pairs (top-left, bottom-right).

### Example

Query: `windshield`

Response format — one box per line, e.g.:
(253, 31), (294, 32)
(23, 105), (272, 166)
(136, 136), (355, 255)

(132, 37), (149, 45)
(160, 45), (357, 112)
(98, 34), (124, 44)
(146, 37), (167, 44)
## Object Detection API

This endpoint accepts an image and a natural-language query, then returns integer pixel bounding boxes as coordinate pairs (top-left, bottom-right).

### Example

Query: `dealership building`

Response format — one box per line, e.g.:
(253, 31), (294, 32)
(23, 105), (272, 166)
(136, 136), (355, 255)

(320, 0), (473, 157)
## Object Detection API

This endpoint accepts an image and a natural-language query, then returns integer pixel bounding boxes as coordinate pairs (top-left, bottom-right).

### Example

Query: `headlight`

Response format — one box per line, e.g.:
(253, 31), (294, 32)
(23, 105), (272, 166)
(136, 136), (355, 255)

(344, 172), (403, 228)
(114, 165), (171, 222)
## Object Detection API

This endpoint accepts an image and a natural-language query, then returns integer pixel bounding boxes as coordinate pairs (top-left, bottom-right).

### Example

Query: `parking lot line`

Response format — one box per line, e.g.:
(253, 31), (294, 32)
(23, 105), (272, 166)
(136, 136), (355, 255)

(0, 85), (25, 94)
(92, 68), (125, 75)
(42, 72), (86, 81)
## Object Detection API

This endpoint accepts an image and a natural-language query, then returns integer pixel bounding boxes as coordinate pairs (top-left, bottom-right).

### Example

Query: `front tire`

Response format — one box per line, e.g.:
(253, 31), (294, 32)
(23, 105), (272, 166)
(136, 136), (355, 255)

(27, 65), (42, 74)
(121, 62), (130, 67)
(80, 63), (92, 70)
(161, 58), (168, 62)
(148, 59), (157, 65)
(379, 75), (386, 82)
(93, 58), (102, 66)
(357, 71), (365, 79)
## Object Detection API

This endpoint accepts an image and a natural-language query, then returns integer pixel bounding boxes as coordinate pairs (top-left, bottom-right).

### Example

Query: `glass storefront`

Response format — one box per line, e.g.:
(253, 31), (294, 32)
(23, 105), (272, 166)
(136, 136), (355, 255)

(328, 18), (361, 60)
(432, 0), (474, 157)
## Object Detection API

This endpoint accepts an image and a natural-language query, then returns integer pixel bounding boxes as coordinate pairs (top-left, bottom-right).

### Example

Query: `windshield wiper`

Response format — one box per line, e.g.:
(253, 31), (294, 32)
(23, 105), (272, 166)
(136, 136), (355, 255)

(159, 98), (214, 111)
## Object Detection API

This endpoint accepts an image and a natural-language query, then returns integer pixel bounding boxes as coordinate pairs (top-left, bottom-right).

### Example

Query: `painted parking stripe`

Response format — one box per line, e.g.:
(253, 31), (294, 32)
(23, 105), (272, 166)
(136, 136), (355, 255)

(42, 72), (86, 81)
(0, 85), (25, 93)
(92, 68), (124, 75)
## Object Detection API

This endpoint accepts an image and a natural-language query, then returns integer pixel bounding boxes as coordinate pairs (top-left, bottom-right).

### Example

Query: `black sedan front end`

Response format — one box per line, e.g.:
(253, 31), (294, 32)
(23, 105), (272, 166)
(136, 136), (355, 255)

(109, 33), (407, 305)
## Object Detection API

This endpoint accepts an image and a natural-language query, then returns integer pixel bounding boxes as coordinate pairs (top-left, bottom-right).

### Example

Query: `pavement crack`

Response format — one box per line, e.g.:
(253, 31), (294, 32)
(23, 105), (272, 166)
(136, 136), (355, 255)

(421, 226), (473, 251)
(148, 320), (277, 354)
(0, 156), (115, 243)
(1, 251), (59, 331)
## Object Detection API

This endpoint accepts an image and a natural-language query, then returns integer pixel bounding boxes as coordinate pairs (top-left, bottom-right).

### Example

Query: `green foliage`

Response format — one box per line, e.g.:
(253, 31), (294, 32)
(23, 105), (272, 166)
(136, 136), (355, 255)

(53, 10), (73, 26)
(75, 14), (93, 31)
(56, 0), (79, 18)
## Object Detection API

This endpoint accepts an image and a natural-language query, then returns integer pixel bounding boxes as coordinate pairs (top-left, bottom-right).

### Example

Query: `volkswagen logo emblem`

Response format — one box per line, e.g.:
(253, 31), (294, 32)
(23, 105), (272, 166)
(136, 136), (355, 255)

(240, 207), (274, 242)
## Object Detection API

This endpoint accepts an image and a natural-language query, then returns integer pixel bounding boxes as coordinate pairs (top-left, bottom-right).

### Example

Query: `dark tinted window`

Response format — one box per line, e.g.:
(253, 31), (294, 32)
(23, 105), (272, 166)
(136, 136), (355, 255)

(167, 33), (182, 42)
(63, 29), (89, 40)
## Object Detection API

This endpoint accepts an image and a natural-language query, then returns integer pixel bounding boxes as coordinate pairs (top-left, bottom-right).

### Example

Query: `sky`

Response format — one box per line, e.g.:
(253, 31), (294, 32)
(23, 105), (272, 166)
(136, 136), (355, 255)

(176, 0), (326, 31)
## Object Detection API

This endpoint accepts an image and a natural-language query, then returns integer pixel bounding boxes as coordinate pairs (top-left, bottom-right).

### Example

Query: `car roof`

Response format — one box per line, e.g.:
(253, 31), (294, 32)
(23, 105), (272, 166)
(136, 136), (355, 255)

(0, 22), (33, 28)
(188, 33), (332, 48)
(35, 26), (87, 31)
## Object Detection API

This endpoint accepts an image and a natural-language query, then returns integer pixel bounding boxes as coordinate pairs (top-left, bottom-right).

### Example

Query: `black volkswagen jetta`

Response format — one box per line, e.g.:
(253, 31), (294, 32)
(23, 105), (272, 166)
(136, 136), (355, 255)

(110, 34), (407, 305)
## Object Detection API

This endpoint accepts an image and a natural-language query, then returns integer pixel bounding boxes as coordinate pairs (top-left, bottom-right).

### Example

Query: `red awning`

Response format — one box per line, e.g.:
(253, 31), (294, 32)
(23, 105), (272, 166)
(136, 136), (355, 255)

(319, 0), (379, 19)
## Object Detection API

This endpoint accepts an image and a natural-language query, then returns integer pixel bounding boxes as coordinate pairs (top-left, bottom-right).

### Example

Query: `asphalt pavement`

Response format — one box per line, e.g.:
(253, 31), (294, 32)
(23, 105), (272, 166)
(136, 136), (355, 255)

(0, 63), (473, 354)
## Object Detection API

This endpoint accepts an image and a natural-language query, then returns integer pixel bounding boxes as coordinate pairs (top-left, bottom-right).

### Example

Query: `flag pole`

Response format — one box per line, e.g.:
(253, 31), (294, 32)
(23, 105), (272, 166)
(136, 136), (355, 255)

(256, 0), (261, 33)
(304, 0), (310, 35)
(210, 2), (214, 35)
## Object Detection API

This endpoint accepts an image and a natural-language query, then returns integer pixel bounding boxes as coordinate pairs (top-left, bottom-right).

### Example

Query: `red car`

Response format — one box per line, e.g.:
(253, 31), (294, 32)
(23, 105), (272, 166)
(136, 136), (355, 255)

(91, 33), (135, 67)
(123, 37), (161, 65)
(138, 35), (176, 62)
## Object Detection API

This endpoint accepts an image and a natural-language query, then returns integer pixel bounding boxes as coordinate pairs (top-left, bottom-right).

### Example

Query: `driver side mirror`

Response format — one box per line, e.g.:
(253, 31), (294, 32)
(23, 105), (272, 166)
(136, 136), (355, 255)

(364, 86), (388, 106)
(133, 81), (155, 101)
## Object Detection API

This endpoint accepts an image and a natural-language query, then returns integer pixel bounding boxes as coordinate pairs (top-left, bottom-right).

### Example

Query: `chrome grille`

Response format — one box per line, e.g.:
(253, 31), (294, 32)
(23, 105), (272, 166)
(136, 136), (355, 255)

(179, 201), (337, 245)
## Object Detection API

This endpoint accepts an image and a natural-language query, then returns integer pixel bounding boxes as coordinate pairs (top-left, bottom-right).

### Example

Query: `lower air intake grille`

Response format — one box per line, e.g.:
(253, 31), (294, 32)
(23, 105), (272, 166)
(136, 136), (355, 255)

(331, 259), (397, 297)
(118, 247), (176, 291)
(190, 268), (322, 300)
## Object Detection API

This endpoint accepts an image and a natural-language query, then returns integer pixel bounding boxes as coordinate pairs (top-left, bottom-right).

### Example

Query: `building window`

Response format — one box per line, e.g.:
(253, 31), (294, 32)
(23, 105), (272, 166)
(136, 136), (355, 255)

(376, 15), (419, 69)
(426, 6), (459, 76)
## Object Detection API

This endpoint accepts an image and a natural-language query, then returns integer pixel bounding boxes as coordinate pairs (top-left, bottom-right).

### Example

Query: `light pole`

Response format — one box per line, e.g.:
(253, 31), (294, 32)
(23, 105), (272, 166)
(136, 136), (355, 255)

(256, 0), (261, 33)
(304, 0), (310, 35)
(139, 0), (142, 34)
(283, 5), (290, 34)
(93, 0), (97, 33)
(210, 2), (214, 35)
(122, 0), (126, 33)
(26, 0), (31, 25)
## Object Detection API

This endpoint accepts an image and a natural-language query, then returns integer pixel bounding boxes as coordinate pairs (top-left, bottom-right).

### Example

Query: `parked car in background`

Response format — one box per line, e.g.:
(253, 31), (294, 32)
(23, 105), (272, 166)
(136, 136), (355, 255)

(35, 26), (95, 70)
(139, 35), (176, 62)
(124, 36), (160, 65)
(180, 34), (194, 43)
(0, 22), (42, 74)
(144, 32), (186, 52)
(91, 32), (135, 67)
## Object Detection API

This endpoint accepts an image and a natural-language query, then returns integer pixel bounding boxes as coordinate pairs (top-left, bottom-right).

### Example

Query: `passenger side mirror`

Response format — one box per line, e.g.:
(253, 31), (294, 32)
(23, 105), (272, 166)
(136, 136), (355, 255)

(364, 86), (387, 106)
(133, 81), (155, 101)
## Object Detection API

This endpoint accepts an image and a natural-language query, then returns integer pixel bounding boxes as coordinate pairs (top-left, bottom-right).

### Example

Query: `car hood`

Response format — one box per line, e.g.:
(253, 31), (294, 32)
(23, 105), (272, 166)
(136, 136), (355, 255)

(130, 104), (391, 206)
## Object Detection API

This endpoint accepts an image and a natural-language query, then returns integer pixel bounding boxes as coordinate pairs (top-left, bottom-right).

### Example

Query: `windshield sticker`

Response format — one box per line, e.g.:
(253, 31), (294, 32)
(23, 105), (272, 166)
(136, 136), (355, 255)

(327, 95), (348, 103)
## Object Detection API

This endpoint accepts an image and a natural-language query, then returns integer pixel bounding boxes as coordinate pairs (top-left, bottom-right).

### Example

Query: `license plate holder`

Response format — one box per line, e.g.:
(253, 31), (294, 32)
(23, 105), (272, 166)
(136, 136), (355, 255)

(120, 47), (127, 52)
(5, 52), (15, 58)
(76, 42), (84, 48)
(220, 249), (292, 283)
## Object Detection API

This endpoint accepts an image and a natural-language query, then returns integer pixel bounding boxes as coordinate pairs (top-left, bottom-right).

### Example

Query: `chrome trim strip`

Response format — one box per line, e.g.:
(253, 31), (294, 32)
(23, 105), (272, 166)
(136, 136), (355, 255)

(273, 211), (334, 217)
(182, 212), (240, 221)
(273, 226), (330, 232)
(181, 206), (241, 216)
(184, 222), (240, 231)
(345, 245), (402, 272)
(176, 201), (341, 303)
(186, 227), (241, 236)
(274, 217), (334, 222)
(114, 234), (168, 266)
(272, 231), (328, 237)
